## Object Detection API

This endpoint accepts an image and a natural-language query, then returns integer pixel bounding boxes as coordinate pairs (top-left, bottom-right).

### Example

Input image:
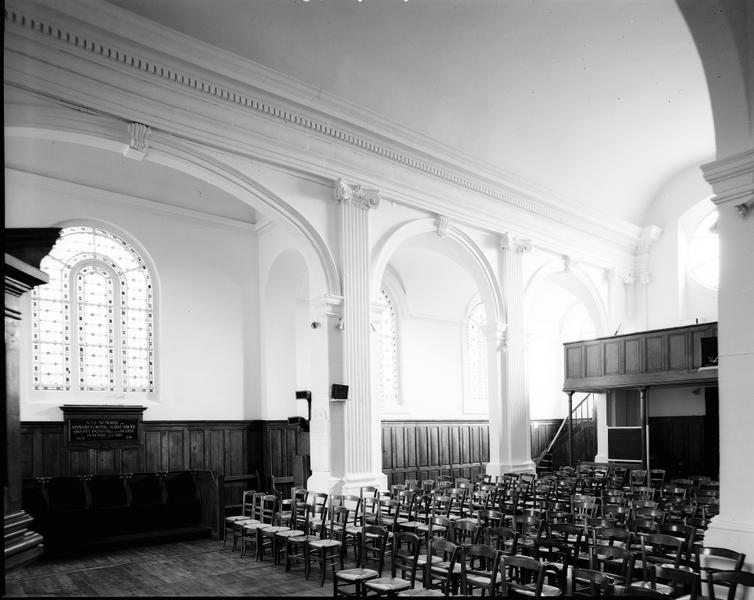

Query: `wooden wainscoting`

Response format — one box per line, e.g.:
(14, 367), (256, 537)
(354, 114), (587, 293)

(649, 416), (708, 477)
(530, 419), (562, 462)
(19, 420), (307, 487)
(381, 420), (489, 487)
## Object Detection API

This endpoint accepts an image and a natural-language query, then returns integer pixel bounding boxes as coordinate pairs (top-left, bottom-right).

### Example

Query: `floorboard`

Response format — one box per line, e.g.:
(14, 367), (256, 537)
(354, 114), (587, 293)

(4, 538), (351, 597)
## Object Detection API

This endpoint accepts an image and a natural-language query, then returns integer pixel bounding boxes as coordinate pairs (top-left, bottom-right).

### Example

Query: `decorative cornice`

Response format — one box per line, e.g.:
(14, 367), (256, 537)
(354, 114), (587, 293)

(334, 178), (381, 210)
(3, 0), (642, 255)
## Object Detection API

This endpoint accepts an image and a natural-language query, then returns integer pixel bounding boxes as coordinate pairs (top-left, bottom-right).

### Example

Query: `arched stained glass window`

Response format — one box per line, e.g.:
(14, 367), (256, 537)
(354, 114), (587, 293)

(32, 226), (154, 392)
(378, 289), (399, 407)
(688, 210), (719, 290)
(466, 302), (488, 412)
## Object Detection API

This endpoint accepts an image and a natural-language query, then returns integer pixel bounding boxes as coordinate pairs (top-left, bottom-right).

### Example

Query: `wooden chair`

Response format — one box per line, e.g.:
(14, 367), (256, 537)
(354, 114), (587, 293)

(637, 533), (684, 583)
(240, 494), (277, 559)
(333, 525), (388, 597)
(499, 553), (562, 597)
(424, 538), (461, 595)
(642, 564), (700, 598)
(306, 505), (348, 585)
(591, 544), (635, 585)
(569, 567), (612, 596)
(274, 500), (310, 566)
(224, 490), (259, 550)
(459, 543), (501, 596)
(364, 531), (421, 596)
(484, 525), (518, 557)
(710, 570), (754, 600)
(257, 497), (292, 563)
(695, 546), (746, 600)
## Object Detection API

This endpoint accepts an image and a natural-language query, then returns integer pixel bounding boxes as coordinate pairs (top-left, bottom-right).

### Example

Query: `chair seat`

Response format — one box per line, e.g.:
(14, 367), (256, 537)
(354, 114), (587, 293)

(416, 554), (443, 566)
(276, 529), (305, 538)
(261, 526), (290, 534)
(309, 539), (342, 549)
(287, 534), (319, 544)
(465, 572), (495, 586)
(345, 525), (361, 535)
(416, 524), (447, 534)
(508, 583), (562, 596)
(397, 588), (445, 596)
(226, 515), (254, 522)
(365, 577), (412, 592)
(431, 561), (462, 574)
(336, 568), (380, 582)
(243, 522), (272, 531)
(634, 581), (673, 595)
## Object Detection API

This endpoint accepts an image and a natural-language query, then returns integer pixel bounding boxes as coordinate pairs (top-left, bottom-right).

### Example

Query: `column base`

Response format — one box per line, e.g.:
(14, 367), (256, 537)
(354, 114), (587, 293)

(594, 454), (609, 464)
(703, 515), (754, 571)
(486, 460), (536, 477)
(339, 472), (389, 495)
(306, 472), (342, 495)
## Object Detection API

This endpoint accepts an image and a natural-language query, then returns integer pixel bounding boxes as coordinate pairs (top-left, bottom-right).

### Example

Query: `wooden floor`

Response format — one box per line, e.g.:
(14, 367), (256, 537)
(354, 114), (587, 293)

(4, 537), (346, 597)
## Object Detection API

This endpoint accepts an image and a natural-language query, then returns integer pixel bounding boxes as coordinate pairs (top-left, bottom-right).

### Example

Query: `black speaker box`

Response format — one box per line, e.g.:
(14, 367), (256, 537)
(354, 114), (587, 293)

(331, 384), (349, 400)
(295, 390), (312, 400)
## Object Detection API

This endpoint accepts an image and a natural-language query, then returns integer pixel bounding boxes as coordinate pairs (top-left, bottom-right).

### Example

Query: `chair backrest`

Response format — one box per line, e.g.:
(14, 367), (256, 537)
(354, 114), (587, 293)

(696, 547), (747, 600)
(291, 487), (308, 502)
(710, 570), (754, 600)
(650, 564), (700, 598)
(391, 531), (420, 587)
(569, 567), (611, 596)
(239, 490), (257, 517)
(271, 475), (294, 501)
(327, 505), (350, 537)
(259, 494), (278, 524)
(341, 494), (362, 525)
(591, 544), (635, 582)
(477, 508), (504, 528)
(451, 520), (480, 546)
(640, 533), (684, 579)
(592, 526), (630, 549)
(460, 543), (501, 591)
(358, 525), (389, 575)
(291, 500), (310, 531)
(484, 526), (518, 556)
(499, 554), (544, 596)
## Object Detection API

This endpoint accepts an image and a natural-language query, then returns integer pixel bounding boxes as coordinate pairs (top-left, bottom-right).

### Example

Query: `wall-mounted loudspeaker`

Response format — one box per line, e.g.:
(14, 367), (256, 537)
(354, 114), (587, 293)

(331, 384), (349, 400)
(295, 390), (312, 400)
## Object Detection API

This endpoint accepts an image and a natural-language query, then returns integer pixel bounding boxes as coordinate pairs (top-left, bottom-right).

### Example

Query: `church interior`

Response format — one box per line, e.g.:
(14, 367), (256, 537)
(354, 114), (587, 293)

(4, 0), (754, 596)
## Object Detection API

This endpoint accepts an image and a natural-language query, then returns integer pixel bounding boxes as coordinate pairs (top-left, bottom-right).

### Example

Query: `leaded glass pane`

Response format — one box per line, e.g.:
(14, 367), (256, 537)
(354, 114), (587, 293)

(466, 303), (488, 412)
(378, 290), (399, 407)
(32, 225), (154, 393)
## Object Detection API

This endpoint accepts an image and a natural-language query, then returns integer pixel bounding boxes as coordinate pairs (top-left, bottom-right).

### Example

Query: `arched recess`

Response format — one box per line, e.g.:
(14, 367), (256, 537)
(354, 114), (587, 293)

(262, 249), (311, 420)
(371, 217), (504, 419)
(524, 260), (609, 420)
(371, 218), (504, 327)
(4, 108), (341, 304)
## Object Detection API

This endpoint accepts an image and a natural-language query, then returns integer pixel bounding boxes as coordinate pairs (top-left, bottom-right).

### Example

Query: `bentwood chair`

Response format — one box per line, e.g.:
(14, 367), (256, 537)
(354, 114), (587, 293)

(569, 567), (612, 597)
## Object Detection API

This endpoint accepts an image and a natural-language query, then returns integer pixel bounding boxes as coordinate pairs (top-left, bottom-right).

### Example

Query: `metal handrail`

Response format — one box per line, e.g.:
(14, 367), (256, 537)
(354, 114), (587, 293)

(535, 393), (593, 465)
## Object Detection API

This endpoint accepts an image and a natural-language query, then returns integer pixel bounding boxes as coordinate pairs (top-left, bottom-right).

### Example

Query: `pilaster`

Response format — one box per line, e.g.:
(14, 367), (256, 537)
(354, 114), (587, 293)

(306, 294), (343, 494)
(700, 150), (754, 568)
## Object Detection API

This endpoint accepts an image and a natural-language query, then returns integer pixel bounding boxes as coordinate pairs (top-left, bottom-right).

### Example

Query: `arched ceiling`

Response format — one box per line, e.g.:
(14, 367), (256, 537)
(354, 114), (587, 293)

(105, 0), (715, 227)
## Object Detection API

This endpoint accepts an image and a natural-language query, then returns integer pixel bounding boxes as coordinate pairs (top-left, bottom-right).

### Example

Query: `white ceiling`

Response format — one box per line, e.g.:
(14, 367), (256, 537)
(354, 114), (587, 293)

(106, 0), (715, 227)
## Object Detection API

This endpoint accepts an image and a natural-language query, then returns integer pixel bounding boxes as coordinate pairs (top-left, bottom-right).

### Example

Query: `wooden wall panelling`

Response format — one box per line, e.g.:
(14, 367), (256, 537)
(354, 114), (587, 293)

(625, 338), (642, 373)
(668, 332), (688, 370)
(20, 421), (260, 479)
(649, 416), (707, 477)
(604, 340), (621, 375)
(645, 335), (665, 371)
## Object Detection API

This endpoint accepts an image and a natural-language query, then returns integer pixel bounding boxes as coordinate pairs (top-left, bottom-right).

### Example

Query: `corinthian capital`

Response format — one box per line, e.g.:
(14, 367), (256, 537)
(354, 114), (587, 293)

(334, 178), (381, 210)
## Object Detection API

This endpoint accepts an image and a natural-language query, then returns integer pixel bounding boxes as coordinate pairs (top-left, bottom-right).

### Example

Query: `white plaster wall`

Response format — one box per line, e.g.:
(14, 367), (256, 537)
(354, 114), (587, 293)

(644, 166), (716, 329)
(647, 387), (707, 417)
(6, 169), (261, 421)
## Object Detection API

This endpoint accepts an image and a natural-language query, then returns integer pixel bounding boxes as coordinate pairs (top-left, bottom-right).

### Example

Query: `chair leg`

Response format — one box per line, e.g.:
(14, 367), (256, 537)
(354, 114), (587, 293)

(320, 550), (327, 587)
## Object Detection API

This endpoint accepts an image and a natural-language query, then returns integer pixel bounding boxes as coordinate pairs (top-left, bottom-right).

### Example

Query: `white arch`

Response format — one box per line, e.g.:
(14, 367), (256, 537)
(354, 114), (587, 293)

(4, 107), (341, 301)
(371, 218), (505, 327)
(524, 259), (609, 336)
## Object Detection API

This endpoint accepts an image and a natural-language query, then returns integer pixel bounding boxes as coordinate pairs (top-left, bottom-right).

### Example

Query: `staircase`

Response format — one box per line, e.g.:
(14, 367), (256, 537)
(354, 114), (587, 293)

(535, 393), (597, 471)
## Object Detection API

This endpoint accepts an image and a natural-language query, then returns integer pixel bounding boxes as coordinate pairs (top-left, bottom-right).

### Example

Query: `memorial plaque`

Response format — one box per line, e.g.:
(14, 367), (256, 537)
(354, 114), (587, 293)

(69, 418), (139, 442)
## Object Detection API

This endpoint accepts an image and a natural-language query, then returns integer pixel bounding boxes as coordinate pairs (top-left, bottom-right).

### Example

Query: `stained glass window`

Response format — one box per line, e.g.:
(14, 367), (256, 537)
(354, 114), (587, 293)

(466, 302), (488, 412)
(378, 289), (399, 407)
(31, 226), (154, 392)
(688, 210), (719, 290)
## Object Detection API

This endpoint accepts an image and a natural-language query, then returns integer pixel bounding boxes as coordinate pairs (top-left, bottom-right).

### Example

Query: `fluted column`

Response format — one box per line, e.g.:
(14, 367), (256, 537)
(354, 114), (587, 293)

(332, 179), (387, 493)
(490, 233), (535, 474)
